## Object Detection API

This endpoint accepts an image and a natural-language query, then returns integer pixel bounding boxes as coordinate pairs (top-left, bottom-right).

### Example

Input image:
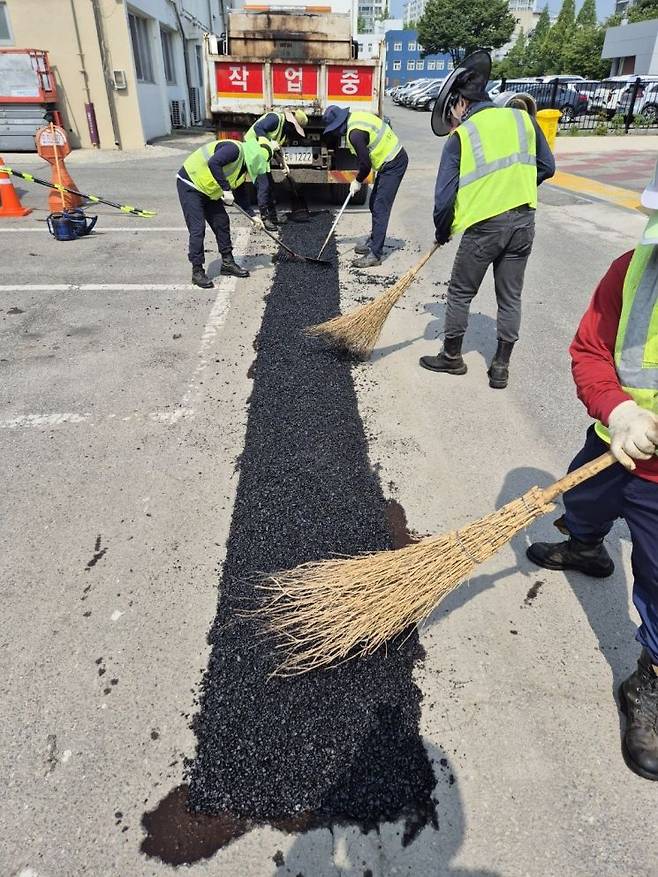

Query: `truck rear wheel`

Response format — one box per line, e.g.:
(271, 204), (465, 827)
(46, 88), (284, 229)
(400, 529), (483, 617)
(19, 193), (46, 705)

(351, 183), (369, 206)
(329, 183), (350, 205)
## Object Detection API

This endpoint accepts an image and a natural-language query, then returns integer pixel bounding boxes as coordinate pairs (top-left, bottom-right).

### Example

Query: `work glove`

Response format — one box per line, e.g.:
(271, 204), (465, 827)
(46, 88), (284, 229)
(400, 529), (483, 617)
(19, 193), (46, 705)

(222, 190), (235, 206)
(607, 399), (658, 470)
(349, 179), (362, 198)
(270, 141), (281, 152)
(252, 215), (265, 231)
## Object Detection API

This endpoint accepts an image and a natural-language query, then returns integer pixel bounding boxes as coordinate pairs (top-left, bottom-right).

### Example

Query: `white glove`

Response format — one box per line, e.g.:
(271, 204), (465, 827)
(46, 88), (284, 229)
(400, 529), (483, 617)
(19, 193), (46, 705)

(608, 400), (658, 470)
(349, 179), (362, 198)
(281, 163), (290, 177)
(270, 140), (281, 152)
(222, 190), (235, 206)
(252, 215), (265, 230)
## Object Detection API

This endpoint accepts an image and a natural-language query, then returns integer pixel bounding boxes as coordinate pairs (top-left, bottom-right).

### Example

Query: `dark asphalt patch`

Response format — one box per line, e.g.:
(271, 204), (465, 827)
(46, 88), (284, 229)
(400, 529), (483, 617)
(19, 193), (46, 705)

(142, 213), (436, 863)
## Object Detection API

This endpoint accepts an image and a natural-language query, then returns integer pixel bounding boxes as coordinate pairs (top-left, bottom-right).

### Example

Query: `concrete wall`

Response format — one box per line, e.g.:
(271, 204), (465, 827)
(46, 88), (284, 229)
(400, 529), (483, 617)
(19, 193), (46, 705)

(603, 19), (658, 75)
(3, 0), (223, 150)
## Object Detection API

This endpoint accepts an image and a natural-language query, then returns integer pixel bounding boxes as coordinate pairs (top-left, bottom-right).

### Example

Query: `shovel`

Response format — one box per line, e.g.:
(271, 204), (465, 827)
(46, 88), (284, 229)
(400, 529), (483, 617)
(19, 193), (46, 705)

(232, 202), (331, 266)
(317, 189), (352, 259)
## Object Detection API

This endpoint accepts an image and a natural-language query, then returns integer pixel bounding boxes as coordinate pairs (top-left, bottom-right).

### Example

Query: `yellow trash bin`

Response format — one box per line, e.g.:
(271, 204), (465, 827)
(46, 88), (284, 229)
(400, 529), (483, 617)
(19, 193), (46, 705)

(536, 109), (562, 150)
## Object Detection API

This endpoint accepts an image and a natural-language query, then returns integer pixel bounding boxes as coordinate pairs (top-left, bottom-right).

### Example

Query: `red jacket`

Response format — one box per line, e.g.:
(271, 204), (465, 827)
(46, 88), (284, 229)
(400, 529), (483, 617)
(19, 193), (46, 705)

(570, 250), (658, 483)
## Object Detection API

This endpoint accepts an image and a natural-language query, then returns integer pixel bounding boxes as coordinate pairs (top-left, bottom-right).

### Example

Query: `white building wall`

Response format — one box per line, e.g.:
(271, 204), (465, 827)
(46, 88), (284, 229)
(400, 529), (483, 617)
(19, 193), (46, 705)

(126, 0), (223, 140)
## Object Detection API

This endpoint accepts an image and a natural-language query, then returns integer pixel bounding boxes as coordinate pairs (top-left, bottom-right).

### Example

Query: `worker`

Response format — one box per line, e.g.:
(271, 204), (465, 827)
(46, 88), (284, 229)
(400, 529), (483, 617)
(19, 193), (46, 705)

(322, 104), (408, 268)
(419, 50), (555, 389)
(245, 109), (308, 231)
(177, 137), (274, 288)
(527, 168), (658, 780)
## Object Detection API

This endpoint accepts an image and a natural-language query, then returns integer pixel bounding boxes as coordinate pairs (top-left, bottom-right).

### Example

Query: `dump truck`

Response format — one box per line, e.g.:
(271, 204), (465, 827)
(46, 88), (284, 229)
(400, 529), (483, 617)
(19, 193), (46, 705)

(204, 2), (384, 204)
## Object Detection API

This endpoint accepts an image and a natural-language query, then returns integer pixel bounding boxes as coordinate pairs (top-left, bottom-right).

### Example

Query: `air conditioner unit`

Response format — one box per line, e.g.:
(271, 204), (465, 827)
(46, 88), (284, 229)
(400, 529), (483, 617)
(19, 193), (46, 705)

(170, 99), (186, 128)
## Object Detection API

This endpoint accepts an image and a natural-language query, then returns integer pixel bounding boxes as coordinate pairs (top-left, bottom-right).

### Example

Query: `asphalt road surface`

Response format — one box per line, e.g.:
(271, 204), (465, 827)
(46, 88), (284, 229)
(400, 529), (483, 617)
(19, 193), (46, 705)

(1, 102), (654, 877)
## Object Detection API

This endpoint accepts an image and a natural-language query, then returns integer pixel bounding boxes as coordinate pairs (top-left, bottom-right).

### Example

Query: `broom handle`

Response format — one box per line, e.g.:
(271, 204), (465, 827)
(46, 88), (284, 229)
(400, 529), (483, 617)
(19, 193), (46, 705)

(409, 242), (440, 276)
(540, 451), (617, 503)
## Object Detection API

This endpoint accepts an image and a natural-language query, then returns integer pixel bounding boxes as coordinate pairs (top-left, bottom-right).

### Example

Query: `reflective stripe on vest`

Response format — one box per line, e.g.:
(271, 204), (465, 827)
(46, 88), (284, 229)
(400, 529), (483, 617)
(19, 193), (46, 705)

(346, 111), (401, 171)
(245, 112), (285, 144)
(182, 140), (245, 200)
(451, 108), (537, 235)
(595, 244), (658, 444)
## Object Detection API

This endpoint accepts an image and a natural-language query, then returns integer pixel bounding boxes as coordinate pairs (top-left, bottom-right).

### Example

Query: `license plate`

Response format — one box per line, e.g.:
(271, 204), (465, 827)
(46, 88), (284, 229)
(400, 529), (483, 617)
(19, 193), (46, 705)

(283, 148), (314, 165)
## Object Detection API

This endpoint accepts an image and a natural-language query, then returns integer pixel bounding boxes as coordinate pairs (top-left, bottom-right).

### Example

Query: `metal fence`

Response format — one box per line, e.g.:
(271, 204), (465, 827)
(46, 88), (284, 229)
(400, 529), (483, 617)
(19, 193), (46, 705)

(499, 77), (658, 133)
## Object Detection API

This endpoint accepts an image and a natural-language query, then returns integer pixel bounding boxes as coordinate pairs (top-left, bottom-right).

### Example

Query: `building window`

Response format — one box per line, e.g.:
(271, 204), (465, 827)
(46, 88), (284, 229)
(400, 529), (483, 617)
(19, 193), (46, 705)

(393, 60), (401, 70)
(407, 60), (414, 70)
(427, 60), (436, 70)
(408, 41), (417, 51)
(160, 28), (176, 84)
(437, 60), (445, 70)
(129, 12), (154, 83)
(0, 1), (13, 45)
(393, 41), (402, 51)
(416, 60), (424, 70)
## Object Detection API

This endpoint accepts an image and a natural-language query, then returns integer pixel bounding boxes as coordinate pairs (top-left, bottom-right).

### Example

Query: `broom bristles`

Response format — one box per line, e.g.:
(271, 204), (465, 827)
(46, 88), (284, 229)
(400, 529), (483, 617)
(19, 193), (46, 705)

(258, 486), (554, 675)
(306, 263), (420, 358)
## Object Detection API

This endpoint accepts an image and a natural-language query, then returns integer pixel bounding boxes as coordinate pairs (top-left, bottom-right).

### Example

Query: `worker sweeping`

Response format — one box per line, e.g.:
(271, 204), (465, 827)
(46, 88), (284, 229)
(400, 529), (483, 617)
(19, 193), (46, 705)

(322, 105), (408, 268)
(245, 109), (308, 231)
(419, 49), (555, 388)
(177, 136), (274, 288)
(527, 167), (658, 780)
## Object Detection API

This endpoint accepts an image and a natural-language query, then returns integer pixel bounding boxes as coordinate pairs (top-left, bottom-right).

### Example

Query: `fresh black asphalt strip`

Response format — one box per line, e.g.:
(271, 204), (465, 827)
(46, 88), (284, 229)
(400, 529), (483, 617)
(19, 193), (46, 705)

(142, 213), (436, 861)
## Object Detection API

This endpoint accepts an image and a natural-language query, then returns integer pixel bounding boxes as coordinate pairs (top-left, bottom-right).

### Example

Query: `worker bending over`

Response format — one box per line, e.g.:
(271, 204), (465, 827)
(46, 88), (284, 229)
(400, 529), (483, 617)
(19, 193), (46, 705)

(245, 108), (308, 231)
(420, 50), (555, 388)
(177, 137), (273, 288)
(322, 105), (408, 268)
(527, 166), (658, 780)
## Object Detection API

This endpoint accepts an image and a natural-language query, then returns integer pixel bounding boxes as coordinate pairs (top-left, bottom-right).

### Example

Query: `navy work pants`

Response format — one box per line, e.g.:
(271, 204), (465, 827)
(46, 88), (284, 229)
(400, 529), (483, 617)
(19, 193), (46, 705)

(254, 172), (276, 214)
(563, 426), (658, 661)
(367, 148), (408, 259)
(445, 206), (535, 343)
(177, 178), (233, 266)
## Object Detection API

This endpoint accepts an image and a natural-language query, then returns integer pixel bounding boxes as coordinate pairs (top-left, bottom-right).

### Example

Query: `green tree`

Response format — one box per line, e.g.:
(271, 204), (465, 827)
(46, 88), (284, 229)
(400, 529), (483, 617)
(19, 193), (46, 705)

(417, 0), (516, 65)
(562, 24), (609, 77)
(575, 0), (597, 27)
(357, 14), (367, 32)
(494, 28), (528, 79)
(628, 0), (658, 22)
(541, 0), (576, 73)
(524, 5), (551, 75)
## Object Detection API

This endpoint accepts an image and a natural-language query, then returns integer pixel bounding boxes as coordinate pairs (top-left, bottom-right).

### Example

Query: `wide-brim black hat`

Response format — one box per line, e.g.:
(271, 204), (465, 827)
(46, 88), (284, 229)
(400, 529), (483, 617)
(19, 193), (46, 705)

(430, 50), (492, 137)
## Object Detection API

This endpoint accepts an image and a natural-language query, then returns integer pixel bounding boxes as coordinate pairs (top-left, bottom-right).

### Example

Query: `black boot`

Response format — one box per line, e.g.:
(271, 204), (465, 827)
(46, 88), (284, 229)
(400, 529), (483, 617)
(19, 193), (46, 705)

(270, 208), (287, 226)
(620, 650), (658, 780)
(526, 536), (614, 578)
(488, 339), (515, 389)
(220, 252), (250, 278)
(261, 209), (278, 232)
(419, 335), (467, 375)
(191, 265), (213, 289)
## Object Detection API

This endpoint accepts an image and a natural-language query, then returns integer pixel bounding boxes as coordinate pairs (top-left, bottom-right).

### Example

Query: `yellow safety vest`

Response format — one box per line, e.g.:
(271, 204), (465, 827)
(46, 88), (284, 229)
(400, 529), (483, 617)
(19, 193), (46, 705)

(451, 108), (538, 234)
(595, 244), (658, 444)
(182, 140), (246, 200)
(245, 112), (286, 145)
(346, 110), (401, 171)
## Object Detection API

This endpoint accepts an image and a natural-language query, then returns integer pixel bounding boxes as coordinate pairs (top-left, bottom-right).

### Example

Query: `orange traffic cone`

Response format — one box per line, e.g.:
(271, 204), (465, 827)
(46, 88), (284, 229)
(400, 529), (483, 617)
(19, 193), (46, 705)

(0, 157), (32, 217)
(47, 156), (83, 211)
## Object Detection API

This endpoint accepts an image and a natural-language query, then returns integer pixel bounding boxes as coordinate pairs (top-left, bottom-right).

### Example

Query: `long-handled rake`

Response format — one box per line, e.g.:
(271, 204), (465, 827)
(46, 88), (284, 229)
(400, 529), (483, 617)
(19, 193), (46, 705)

(0, 165), (156, 217)
(307, 243), (439, 358)
(257, 451), (617, 675)
(231, 201), (331, 266)
(317, 189), (353, 259)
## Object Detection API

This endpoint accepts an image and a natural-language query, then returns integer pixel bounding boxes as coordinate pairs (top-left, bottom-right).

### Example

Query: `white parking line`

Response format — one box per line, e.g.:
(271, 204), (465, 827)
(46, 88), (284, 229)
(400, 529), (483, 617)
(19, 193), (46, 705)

(0, 284), (203, 292)
(1, 227), (252, 429)
(0, 226), (188, 233)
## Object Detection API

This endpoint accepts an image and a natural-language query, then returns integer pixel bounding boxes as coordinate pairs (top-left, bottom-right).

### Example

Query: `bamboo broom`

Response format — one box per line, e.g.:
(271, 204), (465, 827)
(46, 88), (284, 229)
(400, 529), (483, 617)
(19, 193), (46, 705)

(306, 243), (440, 358)
(258, 451), (617, 675)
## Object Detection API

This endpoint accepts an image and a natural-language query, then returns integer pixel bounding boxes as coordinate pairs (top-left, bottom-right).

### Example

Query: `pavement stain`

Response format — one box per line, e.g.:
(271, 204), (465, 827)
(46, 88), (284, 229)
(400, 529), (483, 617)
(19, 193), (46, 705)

(85, 534), (108, 571)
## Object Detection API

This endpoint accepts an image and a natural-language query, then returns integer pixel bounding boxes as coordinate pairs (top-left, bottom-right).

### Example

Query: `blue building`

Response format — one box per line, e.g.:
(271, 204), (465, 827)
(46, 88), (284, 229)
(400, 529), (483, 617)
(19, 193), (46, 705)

(384, 30), (453, 88)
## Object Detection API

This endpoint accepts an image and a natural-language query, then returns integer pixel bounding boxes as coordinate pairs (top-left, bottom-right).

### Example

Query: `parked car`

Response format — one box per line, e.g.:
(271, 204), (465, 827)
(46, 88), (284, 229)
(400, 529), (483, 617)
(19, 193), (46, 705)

(589, 76), (658, 117)
(618, 80), (658, 122)
(392, 79), (430, 103)
(506, 79), (589, 121)
(400, 78), (435, 105)
(410, 78), (445, 111)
